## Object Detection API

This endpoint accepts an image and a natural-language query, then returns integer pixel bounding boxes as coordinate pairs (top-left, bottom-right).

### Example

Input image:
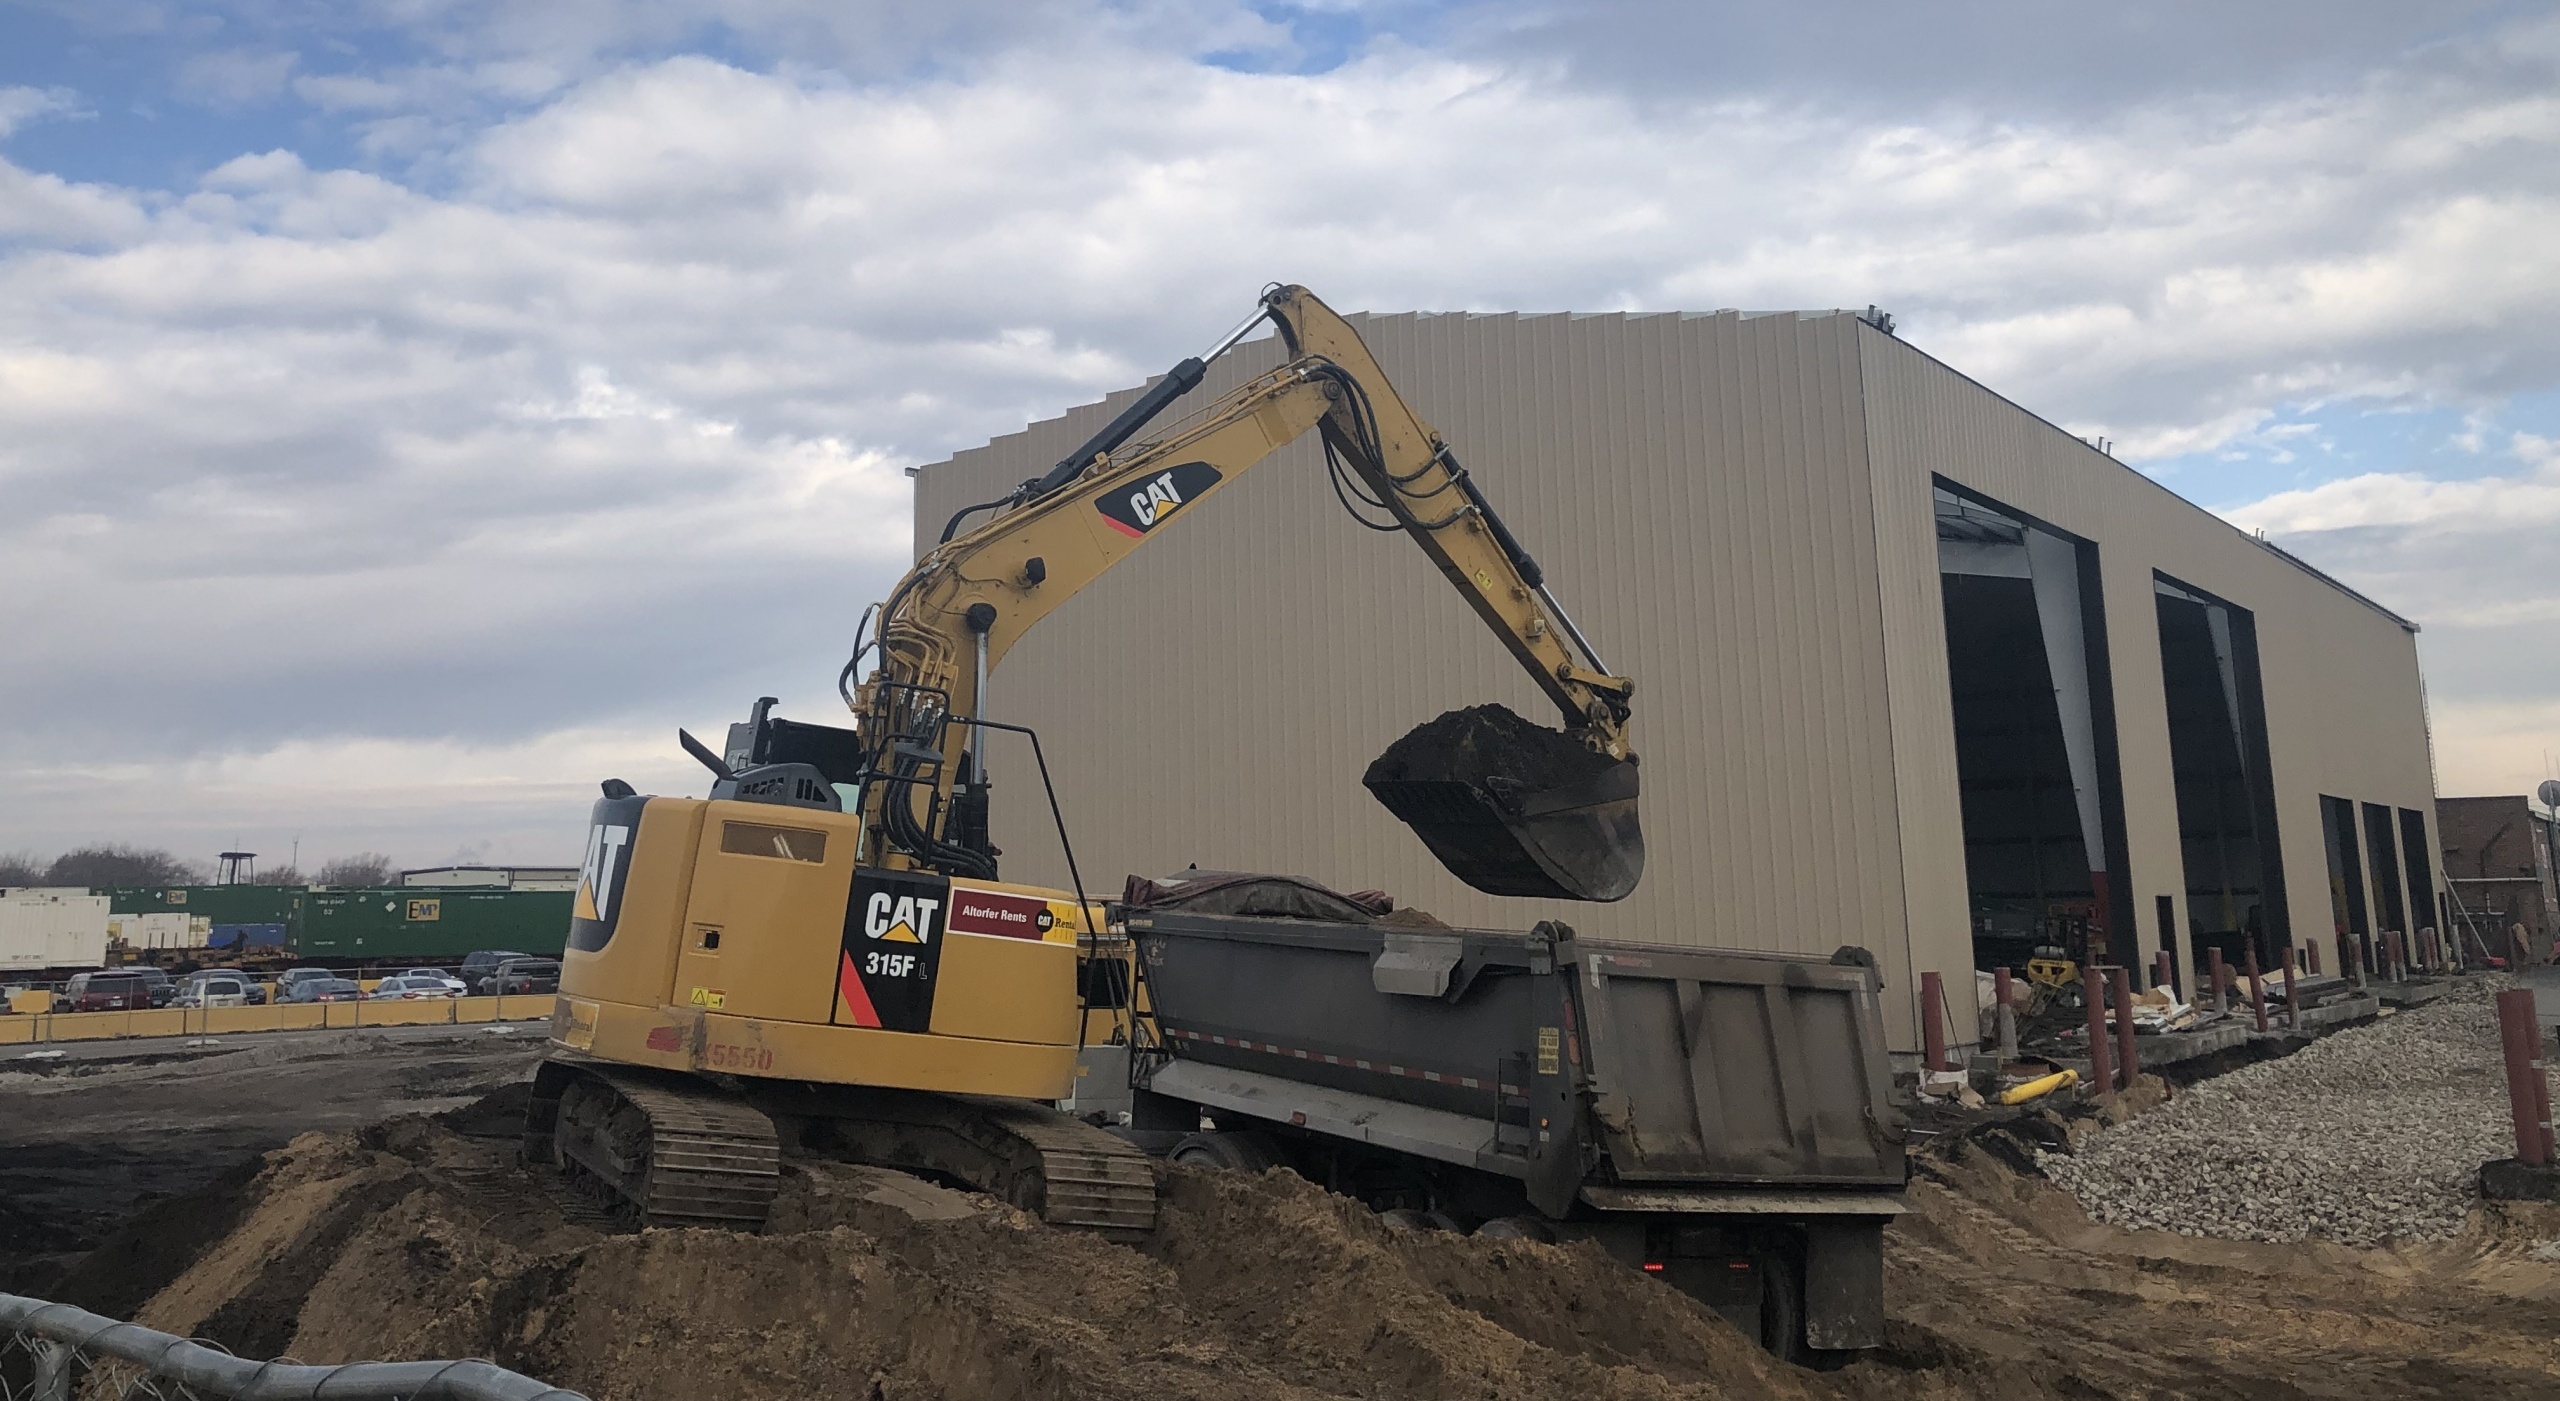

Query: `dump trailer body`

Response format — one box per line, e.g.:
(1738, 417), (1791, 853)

(1125, 908), (1907, 1357)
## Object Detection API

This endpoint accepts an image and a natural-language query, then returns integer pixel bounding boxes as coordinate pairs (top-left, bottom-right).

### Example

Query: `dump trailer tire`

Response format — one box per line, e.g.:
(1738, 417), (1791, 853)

(1168, 1130), (1279, 1173)
(1474, 1215), (1556, 1243)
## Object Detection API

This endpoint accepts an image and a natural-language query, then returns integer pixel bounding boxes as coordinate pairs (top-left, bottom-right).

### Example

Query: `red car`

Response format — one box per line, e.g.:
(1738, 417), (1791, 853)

(58, 971), (153, 1012)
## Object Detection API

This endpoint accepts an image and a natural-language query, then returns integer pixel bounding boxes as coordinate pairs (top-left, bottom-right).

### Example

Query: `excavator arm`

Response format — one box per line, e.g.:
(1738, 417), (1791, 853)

(850, 284), (1642, 901)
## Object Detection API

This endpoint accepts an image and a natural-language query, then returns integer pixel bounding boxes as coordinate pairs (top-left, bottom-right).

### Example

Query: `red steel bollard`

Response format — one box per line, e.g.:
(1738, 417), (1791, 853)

(2281, 946), (2300, 1031)
(2307, 942), (2321, 976)
(2110, 965), (2139, 1091)
(1920, 970), (1949, 1073)
(2208, 947), (2229, 1013)
(2154, 950), (2175, 999)
(2494, 988), (2554, 1167)
(2245, 947), (2269, 1033)
(2082, 965), (2114, 1097)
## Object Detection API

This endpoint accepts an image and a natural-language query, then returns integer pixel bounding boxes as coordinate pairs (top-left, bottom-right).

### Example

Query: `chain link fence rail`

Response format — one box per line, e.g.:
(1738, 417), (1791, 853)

(0, 1294), (588, 1401)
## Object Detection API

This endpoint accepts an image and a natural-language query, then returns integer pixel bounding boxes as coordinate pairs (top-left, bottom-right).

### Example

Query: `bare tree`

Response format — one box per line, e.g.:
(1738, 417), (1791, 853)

(0, 851), (46, 887)
(44, 845), (201, 888)
(252, 864), (307, 886)
(315, 852), (397, 888)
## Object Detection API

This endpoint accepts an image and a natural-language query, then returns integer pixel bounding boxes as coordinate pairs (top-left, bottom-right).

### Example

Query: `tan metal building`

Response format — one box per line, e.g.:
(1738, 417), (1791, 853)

(912, 308), (2442, 1055)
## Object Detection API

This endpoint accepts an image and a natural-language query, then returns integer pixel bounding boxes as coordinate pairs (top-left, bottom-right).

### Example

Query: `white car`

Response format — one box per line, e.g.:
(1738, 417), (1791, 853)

(177, 976), (250, 1009)
(402, 967), (469, 994)
(367, 975), (461, 1001)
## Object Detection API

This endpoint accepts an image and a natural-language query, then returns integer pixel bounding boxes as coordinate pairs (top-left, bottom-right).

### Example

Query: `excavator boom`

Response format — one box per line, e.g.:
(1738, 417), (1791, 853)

(860, 285), (1643, 901)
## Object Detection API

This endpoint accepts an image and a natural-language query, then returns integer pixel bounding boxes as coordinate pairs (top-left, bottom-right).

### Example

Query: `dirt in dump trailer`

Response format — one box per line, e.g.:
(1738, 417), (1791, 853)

(62, 1081), (2560, 1401)
(1365, 703), (1621, 790)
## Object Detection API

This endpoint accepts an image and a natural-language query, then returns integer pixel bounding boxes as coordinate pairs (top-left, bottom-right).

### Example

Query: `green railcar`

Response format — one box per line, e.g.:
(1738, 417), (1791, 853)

(300, 888), (571, 961)
(103, 885), (305, 927)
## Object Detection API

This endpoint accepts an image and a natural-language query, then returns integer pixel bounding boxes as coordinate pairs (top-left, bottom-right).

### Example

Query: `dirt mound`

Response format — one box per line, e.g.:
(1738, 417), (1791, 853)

(1365, 704), (1616, 789)
(83, 1077), (2560, 1401)
(109, 1100), (1803, 1401)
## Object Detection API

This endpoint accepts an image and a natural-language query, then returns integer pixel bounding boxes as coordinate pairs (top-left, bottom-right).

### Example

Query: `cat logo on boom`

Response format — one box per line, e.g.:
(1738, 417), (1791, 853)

(1096, 460), (1223, 539)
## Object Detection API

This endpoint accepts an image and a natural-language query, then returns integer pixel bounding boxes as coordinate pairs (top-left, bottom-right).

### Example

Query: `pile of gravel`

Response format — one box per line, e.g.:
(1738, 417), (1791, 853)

(2040, 979), (2540, 1246)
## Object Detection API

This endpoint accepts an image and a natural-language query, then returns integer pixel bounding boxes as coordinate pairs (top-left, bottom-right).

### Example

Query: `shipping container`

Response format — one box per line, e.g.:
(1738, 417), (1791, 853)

(104, 885), (305, 928)
(1, 891), (111, 971)
(300, 888), (570, 960)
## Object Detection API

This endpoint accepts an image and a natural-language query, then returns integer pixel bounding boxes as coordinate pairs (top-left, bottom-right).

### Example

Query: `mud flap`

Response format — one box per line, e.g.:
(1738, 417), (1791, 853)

(1802, 1217), (1887, 1351)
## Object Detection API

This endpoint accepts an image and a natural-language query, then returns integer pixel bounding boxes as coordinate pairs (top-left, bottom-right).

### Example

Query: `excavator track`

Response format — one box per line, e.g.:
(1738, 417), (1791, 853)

(525, 1059), (782, 1229)
(755, 1083), (1159, 1239)
(525, 1058), (1155, 1237)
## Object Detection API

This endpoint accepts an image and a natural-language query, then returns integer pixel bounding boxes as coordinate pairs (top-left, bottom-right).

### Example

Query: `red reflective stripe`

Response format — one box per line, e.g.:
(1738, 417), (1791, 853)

(837, 950), (882, 1028)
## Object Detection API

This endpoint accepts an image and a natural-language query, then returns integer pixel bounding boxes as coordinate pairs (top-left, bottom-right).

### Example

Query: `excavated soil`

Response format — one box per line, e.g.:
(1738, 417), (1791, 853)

(62, 1080), (2560, 1401)
(1365, 704), (1619, 790)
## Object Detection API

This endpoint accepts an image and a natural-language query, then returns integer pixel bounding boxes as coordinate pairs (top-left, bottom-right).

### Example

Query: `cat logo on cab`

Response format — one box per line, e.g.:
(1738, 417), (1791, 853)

(836, 870), (950, 1033)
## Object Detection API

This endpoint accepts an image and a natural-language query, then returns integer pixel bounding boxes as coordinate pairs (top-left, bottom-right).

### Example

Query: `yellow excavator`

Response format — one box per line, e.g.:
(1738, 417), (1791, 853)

(524, 285), (1644, 1233)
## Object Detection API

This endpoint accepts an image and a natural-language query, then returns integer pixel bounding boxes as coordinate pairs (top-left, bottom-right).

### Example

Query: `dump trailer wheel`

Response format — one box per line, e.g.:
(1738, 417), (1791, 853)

(1168, 1130), (1279, 1173)
(1750, 1234), (1850, 1370)
(1376, 1207), (1447, 1233)
(1473, 1215), (1556, 1243)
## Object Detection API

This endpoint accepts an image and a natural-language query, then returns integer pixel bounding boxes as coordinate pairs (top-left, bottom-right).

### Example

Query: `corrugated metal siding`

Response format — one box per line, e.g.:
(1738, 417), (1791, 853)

(915, 310), (1924, 1043)
(1856, 335), (2440, 998)
(918, 310), (2440, 1054)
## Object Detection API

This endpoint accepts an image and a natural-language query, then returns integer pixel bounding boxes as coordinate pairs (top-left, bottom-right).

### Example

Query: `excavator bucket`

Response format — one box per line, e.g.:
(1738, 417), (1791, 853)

(1363, 705), (1645, 902)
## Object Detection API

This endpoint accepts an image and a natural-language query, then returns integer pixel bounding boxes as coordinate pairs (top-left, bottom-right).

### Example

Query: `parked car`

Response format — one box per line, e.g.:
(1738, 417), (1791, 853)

(131, 967), (176, 1008)
(459, 950), (530, 988)
(189, 967), (270, 1005)
(58, 971), (153, 1012)
(402, 967), (469, 994)
(276, 967), (339, 998)
(175, 974), (251, 1009)
(366, 975), (460, 1001)
(282, 977), (365, 1004)
(477, 958), (561, 996)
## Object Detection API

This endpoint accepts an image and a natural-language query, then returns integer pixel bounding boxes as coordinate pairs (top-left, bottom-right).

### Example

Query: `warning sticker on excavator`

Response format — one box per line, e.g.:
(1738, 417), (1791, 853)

(836, 869), (950, 1032)
(1536, 1025), (1561, 1076)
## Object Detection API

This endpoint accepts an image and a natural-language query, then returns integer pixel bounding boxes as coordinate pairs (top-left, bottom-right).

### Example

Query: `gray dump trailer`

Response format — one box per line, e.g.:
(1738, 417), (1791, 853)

(1120, 908), (1908, 1365)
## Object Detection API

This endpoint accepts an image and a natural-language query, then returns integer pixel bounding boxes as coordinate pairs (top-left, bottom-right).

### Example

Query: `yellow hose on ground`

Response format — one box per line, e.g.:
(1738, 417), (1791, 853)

(1997, 1068), (2078, 1105)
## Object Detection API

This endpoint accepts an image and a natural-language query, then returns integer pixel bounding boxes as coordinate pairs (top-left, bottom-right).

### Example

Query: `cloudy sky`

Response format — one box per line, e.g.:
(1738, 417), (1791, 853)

(2, 0), (2555, 873)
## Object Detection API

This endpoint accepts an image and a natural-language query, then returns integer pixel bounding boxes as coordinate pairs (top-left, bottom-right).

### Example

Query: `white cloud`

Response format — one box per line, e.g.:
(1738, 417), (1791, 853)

(0, 84), (82, 137)
(4, 14), (2558, 856)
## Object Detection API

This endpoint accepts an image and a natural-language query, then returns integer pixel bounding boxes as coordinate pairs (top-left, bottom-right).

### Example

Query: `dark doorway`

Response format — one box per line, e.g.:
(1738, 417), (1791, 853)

(2154, 577), (2287, 969)
(2364, 801), (2408, 944)
(2321, 795), (2370, 972)
(1937, 486), (2126, 974)
(2399, 807), (2436, 940)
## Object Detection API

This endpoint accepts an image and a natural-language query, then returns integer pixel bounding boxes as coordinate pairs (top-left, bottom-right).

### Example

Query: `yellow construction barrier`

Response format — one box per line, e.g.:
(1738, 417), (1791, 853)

(8, 990), (51, 1015)
(0, 995), (552, 1048)
(356, 1000), (462, 1028)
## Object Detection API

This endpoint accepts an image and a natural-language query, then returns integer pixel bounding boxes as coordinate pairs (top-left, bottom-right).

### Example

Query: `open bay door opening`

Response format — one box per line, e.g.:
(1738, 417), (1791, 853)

(1935, 486), (2125, 981)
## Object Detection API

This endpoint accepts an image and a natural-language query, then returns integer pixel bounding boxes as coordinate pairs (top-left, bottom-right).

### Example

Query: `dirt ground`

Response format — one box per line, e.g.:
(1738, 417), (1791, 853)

(0, 1026), (547, 1297)
(10, 1032), (2560, 1400)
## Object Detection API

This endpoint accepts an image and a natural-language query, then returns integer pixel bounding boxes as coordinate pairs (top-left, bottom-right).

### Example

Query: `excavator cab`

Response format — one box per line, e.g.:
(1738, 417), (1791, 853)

(1364, 704), (1644, 903)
